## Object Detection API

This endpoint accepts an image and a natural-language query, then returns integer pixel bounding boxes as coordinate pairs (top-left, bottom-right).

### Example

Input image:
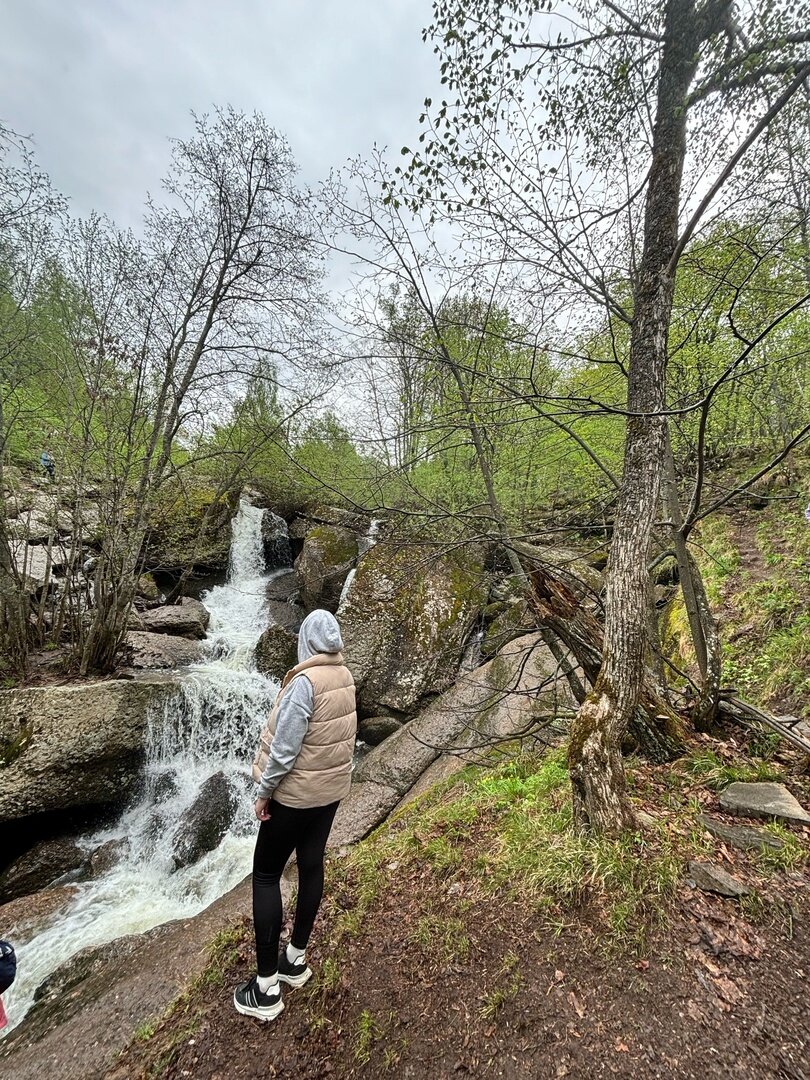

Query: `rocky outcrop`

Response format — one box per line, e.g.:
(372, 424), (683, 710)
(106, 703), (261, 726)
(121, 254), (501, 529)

(481, 575), (535, 659)
(170, 772), (238, 870)
(340, 541), (489, 719)
(120, 631), (204, 669)
(261, 510), (292, 570)
(138, 597), (210, 639)
(295, 524), (359, 612)
(144, 482), (236, 573)
(0, 837), (88, 903)
(0, 876), (253, 1079)
(0, 884), (79, 949)
(6, 495), (100, 547)
(254, 624), (298, 681)
(0, 679), (174, 824)
(355, 633), (573, 792)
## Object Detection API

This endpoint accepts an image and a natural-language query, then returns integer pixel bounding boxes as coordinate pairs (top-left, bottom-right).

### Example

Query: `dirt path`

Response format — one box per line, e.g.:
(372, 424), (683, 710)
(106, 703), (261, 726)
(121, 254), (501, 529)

(110, 890), (810, 1080)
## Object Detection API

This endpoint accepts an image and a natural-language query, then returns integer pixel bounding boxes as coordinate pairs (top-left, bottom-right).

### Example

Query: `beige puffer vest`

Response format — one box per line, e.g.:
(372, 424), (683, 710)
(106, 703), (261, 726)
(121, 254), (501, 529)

(252, 652), (356, 809)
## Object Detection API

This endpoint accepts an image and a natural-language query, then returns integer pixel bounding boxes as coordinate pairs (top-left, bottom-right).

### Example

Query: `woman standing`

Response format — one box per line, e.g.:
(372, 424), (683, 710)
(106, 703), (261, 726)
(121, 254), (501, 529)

(234, 609), (356, 1022)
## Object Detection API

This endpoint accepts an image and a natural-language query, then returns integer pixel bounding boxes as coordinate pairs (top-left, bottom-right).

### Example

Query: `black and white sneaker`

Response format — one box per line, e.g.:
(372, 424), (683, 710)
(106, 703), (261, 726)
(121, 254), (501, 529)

(233, 976), (284, 1021)
(277, 949), (312, 988)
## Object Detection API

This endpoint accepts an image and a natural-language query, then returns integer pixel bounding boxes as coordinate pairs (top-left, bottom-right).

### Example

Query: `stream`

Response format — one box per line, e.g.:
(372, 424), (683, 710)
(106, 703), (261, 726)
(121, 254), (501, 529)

(3, 499), (282, 1034)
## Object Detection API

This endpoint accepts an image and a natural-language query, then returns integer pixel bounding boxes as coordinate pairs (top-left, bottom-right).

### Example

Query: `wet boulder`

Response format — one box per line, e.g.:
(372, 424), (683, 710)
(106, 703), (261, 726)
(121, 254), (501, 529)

(139, 597), (210, 639)
(295, 525), (359, 612)
(89, 837), (130, 878)
(0, 836), (89, 903)
(0, 679), (174, 824)
(340, 541), (489, 718)
(261, 510), (293, 570)
(171, 772), (238, 870)
(266, 569), (301, 603)
(0, 884), (80, 948)
(266, 599), (305, 633)
(255, 623), (299, 681)
(121, 630), (204, 669)
(149, 769), (180, 804)
(359, 715), (404, 746)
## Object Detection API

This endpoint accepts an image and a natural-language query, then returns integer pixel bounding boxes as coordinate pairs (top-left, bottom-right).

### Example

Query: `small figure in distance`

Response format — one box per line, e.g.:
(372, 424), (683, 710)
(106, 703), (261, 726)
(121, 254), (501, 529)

(40, 449), (55, 483)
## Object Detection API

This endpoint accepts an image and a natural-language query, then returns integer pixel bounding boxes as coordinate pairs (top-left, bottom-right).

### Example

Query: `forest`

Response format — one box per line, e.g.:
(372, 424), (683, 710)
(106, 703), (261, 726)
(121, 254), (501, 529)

(1, 1), (810, 1077)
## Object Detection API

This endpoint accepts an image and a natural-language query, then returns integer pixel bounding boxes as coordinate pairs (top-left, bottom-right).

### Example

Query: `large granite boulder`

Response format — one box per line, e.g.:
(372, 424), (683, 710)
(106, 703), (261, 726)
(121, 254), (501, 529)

(144, 482), (236, 573)
(266, 570), (301, 603)
(170, 772), (238, 870)
(139, 597), (210, 639)
(120, 631), (204, 669)
(266, 599), (305, 633)
(295, 524), (359, 612)
(255, 624), (298, 681)
(0, 679), (173, 824)
(355, 633), (572, 793)
(340, 541), (489, 719)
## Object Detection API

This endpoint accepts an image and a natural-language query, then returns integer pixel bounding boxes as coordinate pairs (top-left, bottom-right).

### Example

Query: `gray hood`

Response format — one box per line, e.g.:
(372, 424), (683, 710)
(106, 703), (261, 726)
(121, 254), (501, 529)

(297, 609), (344, 663)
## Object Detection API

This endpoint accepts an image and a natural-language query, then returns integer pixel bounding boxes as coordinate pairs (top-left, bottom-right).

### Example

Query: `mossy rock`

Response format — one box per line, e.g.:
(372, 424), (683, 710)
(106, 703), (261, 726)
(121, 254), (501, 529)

(481, 598), (533, 660)
(144, 482), (237, 573)
(341, 540), (489, 717)
(255, 624), (298, 681)
(295, 524), (359, 612)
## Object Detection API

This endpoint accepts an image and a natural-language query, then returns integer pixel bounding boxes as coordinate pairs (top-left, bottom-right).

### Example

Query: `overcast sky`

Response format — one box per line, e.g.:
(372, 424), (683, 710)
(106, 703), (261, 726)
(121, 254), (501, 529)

(2, 0), (438, 229)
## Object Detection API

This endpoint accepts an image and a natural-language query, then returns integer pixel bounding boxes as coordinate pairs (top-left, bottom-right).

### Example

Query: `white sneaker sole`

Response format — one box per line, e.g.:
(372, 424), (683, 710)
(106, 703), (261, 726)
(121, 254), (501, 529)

(233, 994), (285, 1022)
(278, 966), (312, 989)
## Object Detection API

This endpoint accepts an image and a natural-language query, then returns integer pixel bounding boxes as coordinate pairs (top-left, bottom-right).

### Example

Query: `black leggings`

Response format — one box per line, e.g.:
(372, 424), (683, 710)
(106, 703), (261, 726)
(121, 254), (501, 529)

(252, 798), (339, 977)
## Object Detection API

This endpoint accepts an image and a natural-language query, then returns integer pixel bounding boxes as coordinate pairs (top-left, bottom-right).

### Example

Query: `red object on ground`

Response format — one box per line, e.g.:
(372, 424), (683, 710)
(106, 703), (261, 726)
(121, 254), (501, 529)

(0, 995), (7, 1031)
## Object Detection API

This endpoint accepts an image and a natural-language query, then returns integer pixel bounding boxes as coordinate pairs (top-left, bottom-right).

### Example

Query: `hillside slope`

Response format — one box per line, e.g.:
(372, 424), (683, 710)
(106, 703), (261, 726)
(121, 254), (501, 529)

(110, 747), (809, 1080)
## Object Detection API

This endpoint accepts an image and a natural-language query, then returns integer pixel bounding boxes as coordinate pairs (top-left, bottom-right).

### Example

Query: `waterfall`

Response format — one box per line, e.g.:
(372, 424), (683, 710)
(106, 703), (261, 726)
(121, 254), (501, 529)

(3, 498), (283, 1036)
(338, 518), (382, 610)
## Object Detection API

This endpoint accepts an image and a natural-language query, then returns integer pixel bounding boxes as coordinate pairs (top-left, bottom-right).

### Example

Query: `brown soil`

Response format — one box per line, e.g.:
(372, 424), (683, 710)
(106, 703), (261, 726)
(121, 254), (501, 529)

(112, 870), (810, 1079)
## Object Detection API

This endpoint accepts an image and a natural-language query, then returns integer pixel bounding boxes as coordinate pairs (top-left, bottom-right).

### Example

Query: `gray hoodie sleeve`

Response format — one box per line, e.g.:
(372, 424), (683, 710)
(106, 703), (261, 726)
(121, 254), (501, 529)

(255, 675), (314, 800)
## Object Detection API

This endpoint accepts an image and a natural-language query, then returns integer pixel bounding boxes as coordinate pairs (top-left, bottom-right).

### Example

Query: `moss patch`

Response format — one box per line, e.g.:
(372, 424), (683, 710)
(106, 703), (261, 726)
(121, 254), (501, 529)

(0, 720), (33, 767)
(306, 524), (358, 567)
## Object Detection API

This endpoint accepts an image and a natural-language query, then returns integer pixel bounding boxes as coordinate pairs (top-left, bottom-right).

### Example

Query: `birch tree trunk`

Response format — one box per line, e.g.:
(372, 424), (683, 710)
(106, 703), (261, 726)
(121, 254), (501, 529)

(568, 0), (703, 834)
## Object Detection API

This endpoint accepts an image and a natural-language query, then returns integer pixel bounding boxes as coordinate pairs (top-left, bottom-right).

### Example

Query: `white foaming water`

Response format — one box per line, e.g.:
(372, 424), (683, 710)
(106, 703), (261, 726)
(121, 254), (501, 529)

(338, 518), (382, 610)
(3, 499), (283, 1035)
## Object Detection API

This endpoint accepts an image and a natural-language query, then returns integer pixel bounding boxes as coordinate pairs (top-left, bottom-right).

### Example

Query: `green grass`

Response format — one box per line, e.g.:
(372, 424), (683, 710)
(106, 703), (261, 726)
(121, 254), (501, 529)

(679, 748), (785, 790)
(329, 750), (702, 953)
(754, 823), (808, 873)
(691, 510), (810, 715)
(354, 1009), (381, 1065)
(411, 913), (470, 962)
(479, 950), (522, 1020)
